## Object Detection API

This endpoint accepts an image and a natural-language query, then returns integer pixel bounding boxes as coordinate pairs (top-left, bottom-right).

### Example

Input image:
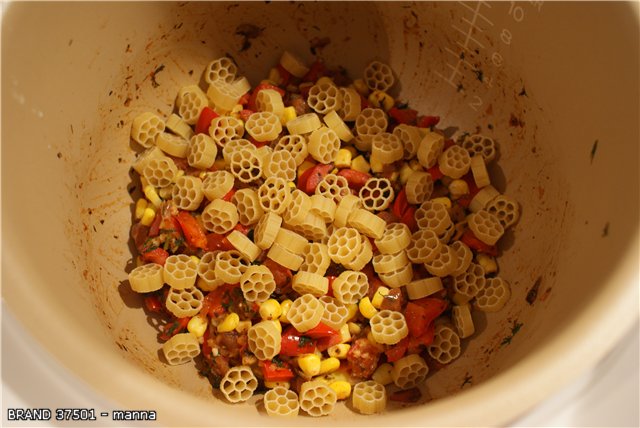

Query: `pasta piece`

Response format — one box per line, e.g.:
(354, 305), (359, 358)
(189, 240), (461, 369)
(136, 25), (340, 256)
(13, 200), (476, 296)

(327, 227), (362, 265)
(392, 354), (429, 389)
(226, 230), (261, 261)
(156, 132), (189, 158)
(142, 157), (178, 189)
(203, 57), (237, 85)
(290, 208), (329, 243)
(309, 194), (336, 223)
(279, 51), (309, 77)
(229, 148), (263, 184)
(342, 232), (373, 271)
(450, 240), (473, 276)
(253, 212), (283, 250)
(298, 382), (338, 418)
(248, 320), (281, 360)
(352, 381), (387, 415)
(162, 332), (200, 365)
(266, 242), (303, 271)
(220, 366), (258, 403)
(337, 87), (362, 121)
(332, 270), (369, 305)
(232, 188), (264, 226)
(176, 85), (208, 125)
(202, 170), (235, 201)
(274, 227), (308, 255)
(364, 60), (395, 92)
(475, 277), (511, 312)
(405, 171), (434, 204)
(486, 194), (520, 229)
(286, 112), (322, 135)
(264, 386), (299, 417)
(315, 173), (350, 203)
(347, 208), (386, 239)
(428, 324), (462, 365)
(470, 154), (490, 188)
(171, 175), (204, 211)
(374, 223), (411, 254)
(288, 294), (324, 332)
(393, 124), (422, 159)
(405, 277), (443, 300)
(273, 135), (308, 166)
(128, 263), (164, 293)
(209, 115), (245, 147)
(207, 80), (243, 113)
(187, 133), (217, 169)
(292, 271), (329, 297)
(323, 110), (354, 142)
(372, 251), (409, 275)
(405, 229), (442, 263)
(468, 185), (500, 213)
(355, 108), (388, 149)
(215, 250), (250, 284)
(307, 80), (343, 114)
(371, 132), (403, 165)
(369, 310), (408, 345)
(263, 149), (296, 182)
(229, 76), (251, 97)
(299, 242), (331, 276)
(165, 113), (194, 140)
(424, 244), (458, 277)
(359, 177), (394, 212)
(197, 251), (224, 291)
(417, 131), (444, 169)
(258, 176), (292, 215)
(163, 254), (198, 289)
(282, 189), (311, 227)
(452, 304), (475, 338)
(438, 145), (471, 179)
(468, 210), (505, 245)
(201, 199), (239, 234)
(378, 263), (413, 289)
(461, 133), (497, 163)
(333, 194), (361, 228)
(308, 127), (340, 164)
(165, 286), (204, 318)
(131, 112), (165, 148)
(438, 221), (457, 244)
(452, 263), (486, 304)
(319, 296), (350, 330)
(256, 88), (285, 120)
(415, 200), (452, 234)
(132, 146), (167, 174)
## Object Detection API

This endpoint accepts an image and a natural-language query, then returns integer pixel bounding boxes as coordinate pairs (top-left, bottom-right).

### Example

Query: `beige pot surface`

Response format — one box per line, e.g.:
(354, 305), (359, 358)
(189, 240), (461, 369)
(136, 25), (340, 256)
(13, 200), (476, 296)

(2, 2), (638, 426)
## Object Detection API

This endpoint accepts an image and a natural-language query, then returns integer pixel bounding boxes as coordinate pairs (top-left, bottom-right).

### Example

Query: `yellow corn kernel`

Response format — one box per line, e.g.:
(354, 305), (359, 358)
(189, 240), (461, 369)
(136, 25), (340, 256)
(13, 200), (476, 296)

(264, 380), (290, 389)
(359, 297), (378, 319)
(370, 156), (384, 173)
(287, 181), (296, 190)
(347, 322), (362, 336)
(230, 103), (243, 119)
(371, 286), (390, 309)
(334, 148), (353, 169)
(328, 381), (352, 400)
(345, 304), (359, 322)
(190, 255), (200, 265)
(352, 79), (369, 97)
(328, 343), (351, 359)
(268, 67), (281, 84)
(135, 198), (148, 219)
(345, 145), (358, 157)
(351, 155), (371, 174)
(282, 106), (297, 125)
(187, 315), (208, 338)
(368, 90), (394, 111)
(298, 354), (322, 378)
(371, 363), (394, 385)
(213, 158), (227, 170)
(449, 179), (470, 200)
(259, 299), (282, 321)
(199, 171), (209, 180)
(143, 185), (162, 208)
(477, 253), (498, 274)
(217, 313), (240, 333)
(330, 167), (339, 175)
(279, 299), (293, 323)
(399, 164), (414, 185)
(140, 207), (156, 226)
(339, 324), (351, 343)
(297, 159), (316, 177)
(431, 197), (452, 211)
(319, 357), (341, 375)
(235, 320), (252, 333)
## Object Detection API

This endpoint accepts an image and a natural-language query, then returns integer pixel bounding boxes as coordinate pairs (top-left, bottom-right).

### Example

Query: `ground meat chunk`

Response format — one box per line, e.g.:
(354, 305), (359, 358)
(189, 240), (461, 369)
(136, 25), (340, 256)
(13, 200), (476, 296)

(380, 288), (406, 312)
(346, 338), (381, 379)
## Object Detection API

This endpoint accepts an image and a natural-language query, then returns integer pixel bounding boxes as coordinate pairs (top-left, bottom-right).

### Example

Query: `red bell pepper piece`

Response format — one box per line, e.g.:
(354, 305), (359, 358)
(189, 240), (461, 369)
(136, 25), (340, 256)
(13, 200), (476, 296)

(159, 317), (190, 341)
(239, 109), (253, 123)
(201, 326), (213, 361)
(404, 299), (447, 338)
(263, 259), (292, 289)
(390, 387), (422, 403)
(143, 294), (164, 313)
(392, 189), (411, 219)
(259, 360), (295, 382)
(416, 115), (440, 128)
(205, 233), (235, 252)
(280, 326), (316, 356)
(147, 209), (163, 237)
(407, 322), (437, 353)
(385, 336), (409, 362)
(297, 163), (333, 194)
(306, 322), (342, 352)
(400, 206), (418, 232)
(238, 92), (250, 106)
(427, 165), (444, 181)
(337, 169), (371, 190)
(174, 211), (208, 250)
(195, 106), (219, 135)
(276, 64), (292, 86)
(221, 187), (236, 202)
(302, 59), (327, 83)
(460, 229), (499, 257)
(141, 247), (169, 265)
(325, 276), (336, 297)
(388, 107), (418, 125)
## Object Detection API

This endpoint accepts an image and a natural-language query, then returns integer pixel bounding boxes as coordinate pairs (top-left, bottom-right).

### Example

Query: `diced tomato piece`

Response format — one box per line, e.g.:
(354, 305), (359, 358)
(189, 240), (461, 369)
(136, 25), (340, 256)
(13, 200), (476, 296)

(147, 210), (163, 237)
(259, 360), (295, 382)
(305, 322), (338, 339)
(390, 387), (422, 403)
(238, 92), (250, 106)
(404, 299), (447, 338)
(205, 233), (235, 252)
(195, 106), (219, 134)
(460, 229), (499, 256)
(325, 276), (336, 297)
(392, 189), (410, 219)
(416, 115), (440, 128)
(385, 336), (409, 362)
(337, 169), (371, 190)
(427, 165), (444, 181)
(263, 259), (292, 289)
(400, 206), (418, 232)
(239, 109), (253, 123)
(302, 59), (327, 83)
(280, 326), (316, 356)
(143, 295), (164, 313)
(159, 317), (190, 341)
(248, 135), (270, 148)
(232, 223), (250, 235)
(221, 187), (236, 202)
(141, 247), (169, 265)
(276, 64), (292, 86)
(407, 322), (437, 353)
(298, 163), (333, 194)
(444, 138), (455, 150)
(388, 107), (418, 125)
(201, 327), (213, 361)
(174, 211), (208, 249)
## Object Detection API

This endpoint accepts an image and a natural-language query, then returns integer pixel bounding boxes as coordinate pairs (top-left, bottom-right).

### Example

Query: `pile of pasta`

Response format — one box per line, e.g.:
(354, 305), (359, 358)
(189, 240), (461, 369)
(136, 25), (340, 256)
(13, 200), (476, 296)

(127, 52), (520, 417)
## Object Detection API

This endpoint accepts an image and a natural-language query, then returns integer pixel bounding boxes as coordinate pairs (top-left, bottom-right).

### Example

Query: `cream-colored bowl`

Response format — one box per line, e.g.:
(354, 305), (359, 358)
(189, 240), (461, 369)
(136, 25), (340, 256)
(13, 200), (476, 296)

(2, 2), (638, 426)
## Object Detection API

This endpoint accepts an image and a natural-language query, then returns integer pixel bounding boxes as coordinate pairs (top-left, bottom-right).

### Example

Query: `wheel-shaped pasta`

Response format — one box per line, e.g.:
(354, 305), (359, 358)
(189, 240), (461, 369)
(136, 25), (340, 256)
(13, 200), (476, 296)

(279, 51), (309, 78)
(201, 170), (235, 201)
(337, 87), (362, 121)
(331, 270), (369, 305)
(215, 250), (250, 284)
(156, 132), (189, 158)
(355, 108), (388, 148)
(256, 88), (285, 119)
(166, 113), (194, 140)
(128, 263), (164, 293)
(438, 145), (471, 179)
(307, 80), (342, 114)
(163, 254), (198, 289)
(254, 212), (282, 250)
(226, 230), (261, 261)
(263, 386), (299, 417)
(374, 223), (411, 254)
(452, 263), (486, 304)
(428, 323), (462, 365)
(369, 310), (408, 345)
(392, 353), (429, 389)
(292, 271), (329, 297)
(228, 146), (263, 184)
(363, 60), (395, 92)
(474, 277), (511, 312)
(209, 115), (245, 148)
(288, 294), (324, 332)
(162, 332), (200, 365)
(333, 194), (362, 228)
(378, 263), (413, 289)
(359, 177), (394, 211)
(299, 242), (331, 276)
(266, 242), (303, 271)
(470, 154), (490, 188)
(417, 131), (445, 169)
(415, 200), (452, 234)
(467, 210), (504, 245)
(424, 244), (458, 277)
(203, 57), (237, 85)
(372, 251), (409, 275)
(176, 85), (208, 125)
(347, 208), (386, 239)
(405, 277), (443, 300)
(405, 228), (442, 263)
(319, 296), (350, 330)
(323, 110), (354, 142)
(316, 173), (350, 203)
(308, 127), (340, 164)
(187, 133), (217, 169)
(171, 175), (204, 211)
(207, 80), (243, 113)
(327, 227), (362, 265)
(393, 124), (422, 159)
(273, 135), (308, 166)
(165, 286), (204, 318)
(342, 231), (373, 271)
(282, 189), (312, 227)
(286, 112), (322, 135)
(132, 146), (167, 174)
(142, 157), (178, 188)
(201, 199), (239, 234)
(452, 304), (475, 338)
(468, 185), (500, 213)
(263, 149), (296, 182)
(405, 171), (434, 204)
(220, 366), (258, 403)
(248, 320), (281, 360)
(232, 188), (264, 226)
(131, 112), (165, 148)
(309, 194), (336, 222)
(352, 381), (387, 415)
(197, 251), (224, 291)
(486, 194), (520, 229)
(461, 133), (497, 163)
(299, 380), (337, 417)
(450, 240), (473, 276)
(240, 265), (276, 303)
(371, 132), (403, 165)
(258, 176), (292, 215)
